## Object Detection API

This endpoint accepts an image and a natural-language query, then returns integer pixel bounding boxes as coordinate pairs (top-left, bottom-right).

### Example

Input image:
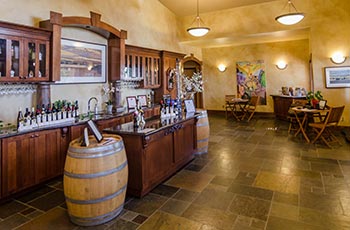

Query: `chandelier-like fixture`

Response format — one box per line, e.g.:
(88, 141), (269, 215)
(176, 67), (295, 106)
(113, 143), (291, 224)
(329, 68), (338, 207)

(275, 0), (304, 25)
(187, 0), (210, 37)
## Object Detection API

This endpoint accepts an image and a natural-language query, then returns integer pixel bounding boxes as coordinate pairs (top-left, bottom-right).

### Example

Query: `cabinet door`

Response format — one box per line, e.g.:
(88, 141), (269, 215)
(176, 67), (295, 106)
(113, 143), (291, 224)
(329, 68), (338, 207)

(173, 121), (195, 163)
(144, 132), (173, 187)
(34, 129), (61, 183)
(0, 35), (24, 82)
(0, 27), (50, 83)
(70, 124), (87, 141)
(23, 39), (49, 81)
(97, 117), (122, 131)
(1, 133), (35, 197)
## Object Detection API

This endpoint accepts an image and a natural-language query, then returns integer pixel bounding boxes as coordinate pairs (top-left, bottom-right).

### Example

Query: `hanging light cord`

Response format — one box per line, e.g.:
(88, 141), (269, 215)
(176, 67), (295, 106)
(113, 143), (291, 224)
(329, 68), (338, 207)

(281, 0), (300, 13)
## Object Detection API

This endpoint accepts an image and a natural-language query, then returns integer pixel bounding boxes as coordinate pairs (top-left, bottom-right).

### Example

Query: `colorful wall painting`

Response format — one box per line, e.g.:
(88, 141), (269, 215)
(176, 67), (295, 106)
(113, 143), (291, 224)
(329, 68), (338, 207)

(236, 60), (266, 105)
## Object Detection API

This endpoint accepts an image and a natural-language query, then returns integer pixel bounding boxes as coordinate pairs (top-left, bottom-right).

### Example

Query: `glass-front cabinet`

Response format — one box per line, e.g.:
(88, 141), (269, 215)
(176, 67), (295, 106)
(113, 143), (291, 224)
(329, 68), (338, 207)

(124, 45), (161, 89)
(0, 21), (51, 82)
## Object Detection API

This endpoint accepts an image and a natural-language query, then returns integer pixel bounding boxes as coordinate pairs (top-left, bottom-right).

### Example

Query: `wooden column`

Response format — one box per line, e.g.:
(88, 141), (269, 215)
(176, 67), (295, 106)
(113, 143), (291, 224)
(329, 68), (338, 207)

(37, 83), (51, 106)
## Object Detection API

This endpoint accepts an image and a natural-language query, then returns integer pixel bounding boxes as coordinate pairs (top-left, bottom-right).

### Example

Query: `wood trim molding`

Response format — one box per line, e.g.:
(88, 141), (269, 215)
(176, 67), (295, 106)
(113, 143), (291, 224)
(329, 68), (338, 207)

(39, 11), (127, 82)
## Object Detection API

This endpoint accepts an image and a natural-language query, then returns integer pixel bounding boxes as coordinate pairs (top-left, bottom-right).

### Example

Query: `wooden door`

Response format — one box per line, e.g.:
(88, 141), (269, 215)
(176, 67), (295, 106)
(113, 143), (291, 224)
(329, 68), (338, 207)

(1, 133), (35, 197)
(34, 129), (61, 182)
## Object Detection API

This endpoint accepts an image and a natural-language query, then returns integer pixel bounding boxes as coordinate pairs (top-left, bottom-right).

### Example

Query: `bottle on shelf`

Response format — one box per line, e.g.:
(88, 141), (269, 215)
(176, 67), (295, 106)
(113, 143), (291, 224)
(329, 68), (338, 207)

(41, 104), (47, 123)
(24, 107), (31, 126)
(17, 107), (24, 130)
(46, 104), (52, 122)
(30, 107), (37, 127)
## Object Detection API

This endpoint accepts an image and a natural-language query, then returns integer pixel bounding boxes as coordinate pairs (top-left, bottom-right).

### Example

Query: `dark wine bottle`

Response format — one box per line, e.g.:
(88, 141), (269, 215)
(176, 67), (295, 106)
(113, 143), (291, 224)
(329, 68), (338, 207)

(17, 107), (24, 129)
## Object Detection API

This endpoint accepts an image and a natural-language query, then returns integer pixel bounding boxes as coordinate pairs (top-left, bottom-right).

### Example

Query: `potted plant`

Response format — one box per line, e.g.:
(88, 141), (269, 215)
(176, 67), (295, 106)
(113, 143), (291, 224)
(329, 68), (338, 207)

(306, 90), (323, 108)
(102, 83), (115, 114)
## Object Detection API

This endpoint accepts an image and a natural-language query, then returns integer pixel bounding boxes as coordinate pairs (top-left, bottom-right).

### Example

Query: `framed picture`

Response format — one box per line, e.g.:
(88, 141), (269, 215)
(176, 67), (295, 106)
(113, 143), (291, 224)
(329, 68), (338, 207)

(184, 99), (196, 113)
(319, 100), (327, 110)
(58, 38), (107, 84)
(126, 96), (137, 109)
(137, 95), (147, 107)
(87, 120), (103, 143)
(325, 66), (350, 88)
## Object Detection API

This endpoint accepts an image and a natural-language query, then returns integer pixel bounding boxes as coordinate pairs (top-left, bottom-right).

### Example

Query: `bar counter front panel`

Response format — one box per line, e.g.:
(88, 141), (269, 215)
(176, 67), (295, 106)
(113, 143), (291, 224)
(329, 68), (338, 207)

(104, 114), (198, 197)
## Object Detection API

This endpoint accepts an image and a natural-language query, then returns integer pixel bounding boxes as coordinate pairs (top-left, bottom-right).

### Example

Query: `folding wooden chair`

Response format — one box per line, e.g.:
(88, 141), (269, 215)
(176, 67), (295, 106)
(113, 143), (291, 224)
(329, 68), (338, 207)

(287, 99), (308, 134)
(225, 95), (236, 119)
(308, 105), (345, 148)
(244, 95), (260, 121)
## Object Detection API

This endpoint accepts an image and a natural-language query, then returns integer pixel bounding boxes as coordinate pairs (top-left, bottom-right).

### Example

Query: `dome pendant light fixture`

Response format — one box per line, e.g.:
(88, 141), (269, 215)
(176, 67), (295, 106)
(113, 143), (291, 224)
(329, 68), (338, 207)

(275, 0), (304, 25)
(187, 0), (210, 37)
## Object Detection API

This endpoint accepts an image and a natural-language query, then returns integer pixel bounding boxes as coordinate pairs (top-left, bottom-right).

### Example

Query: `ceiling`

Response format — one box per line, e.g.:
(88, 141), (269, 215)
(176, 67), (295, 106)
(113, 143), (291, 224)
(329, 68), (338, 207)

(159, 0), (278, 16)
(159, 0), (309, 48)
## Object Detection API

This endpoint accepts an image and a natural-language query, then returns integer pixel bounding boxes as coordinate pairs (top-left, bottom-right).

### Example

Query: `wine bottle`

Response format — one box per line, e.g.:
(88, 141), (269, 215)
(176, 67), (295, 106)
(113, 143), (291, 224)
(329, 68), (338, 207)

(52, 103), (57, 121)
(46, 104), (52, 122)
(17, 107), (24, 130)
(30, 107), (36, 127)
(24, 107), (30, 126)
(75, 100), (79, 117)
(41, 104), (47, 123)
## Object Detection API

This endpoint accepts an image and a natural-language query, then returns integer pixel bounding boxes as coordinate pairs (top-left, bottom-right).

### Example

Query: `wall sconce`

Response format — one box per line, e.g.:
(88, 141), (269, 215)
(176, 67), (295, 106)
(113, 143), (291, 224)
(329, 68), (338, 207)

(218, 64), (226, 72)
(276, 61), (288, 70)
(330, 52), (346, 64)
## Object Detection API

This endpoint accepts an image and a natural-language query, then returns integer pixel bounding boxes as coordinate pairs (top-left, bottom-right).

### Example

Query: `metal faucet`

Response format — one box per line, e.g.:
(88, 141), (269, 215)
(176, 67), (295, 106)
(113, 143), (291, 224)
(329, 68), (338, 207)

(88, 97), (98, 114)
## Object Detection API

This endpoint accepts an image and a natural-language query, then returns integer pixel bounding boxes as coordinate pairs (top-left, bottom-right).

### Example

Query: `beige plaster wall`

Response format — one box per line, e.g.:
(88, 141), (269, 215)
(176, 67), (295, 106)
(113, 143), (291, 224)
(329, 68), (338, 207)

(202, 39), (310, 112)
(0, 0), (200, 124)
(308, 0), (350, 126)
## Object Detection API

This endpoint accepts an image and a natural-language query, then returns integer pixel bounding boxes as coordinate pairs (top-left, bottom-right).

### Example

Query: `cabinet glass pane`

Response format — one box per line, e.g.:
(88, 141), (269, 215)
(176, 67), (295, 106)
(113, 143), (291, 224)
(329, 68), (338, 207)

(145, 57), (148, 84)
(135, 56), (138, 78)
(11, 40), (20, 77)
(39, 44), (46, 77)
(140, 57), (143, 79)
(128, 55), (132, 78)
(28, 42), (35, 77)
(0, 39), (6, 77)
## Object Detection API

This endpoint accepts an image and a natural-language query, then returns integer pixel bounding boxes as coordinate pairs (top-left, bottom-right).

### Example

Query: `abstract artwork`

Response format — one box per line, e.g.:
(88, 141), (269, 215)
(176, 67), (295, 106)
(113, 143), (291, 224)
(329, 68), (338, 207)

(236, 60), (266, 105)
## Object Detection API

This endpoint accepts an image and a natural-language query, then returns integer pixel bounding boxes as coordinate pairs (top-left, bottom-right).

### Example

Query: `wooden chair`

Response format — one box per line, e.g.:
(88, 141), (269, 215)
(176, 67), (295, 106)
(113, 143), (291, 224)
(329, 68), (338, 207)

(308, 105), (345, 148)
(225, 95), (236, 119)
(287, 99), (308, 134)
(244, 95), (260, 121)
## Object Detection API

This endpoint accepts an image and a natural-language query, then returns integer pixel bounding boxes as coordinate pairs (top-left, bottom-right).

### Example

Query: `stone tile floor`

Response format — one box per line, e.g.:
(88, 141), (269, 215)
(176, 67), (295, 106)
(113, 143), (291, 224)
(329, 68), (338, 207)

(1, 114), (350, 229)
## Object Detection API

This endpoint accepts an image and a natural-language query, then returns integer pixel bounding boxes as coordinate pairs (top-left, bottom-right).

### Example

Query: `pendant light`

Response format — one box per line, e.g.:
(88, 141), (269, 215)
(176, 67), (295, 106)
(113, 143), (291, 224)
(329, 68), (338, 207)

(187, 0), (210, 37)
(275, 0), (304, 25)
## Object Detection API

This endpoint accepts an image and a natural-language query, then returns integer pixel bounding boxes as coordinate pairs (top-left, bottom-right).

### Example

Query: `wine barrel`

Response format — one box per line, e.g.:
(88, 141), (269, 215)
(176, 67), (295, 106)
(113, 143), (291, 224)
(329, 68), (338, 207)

(63, 134), (128, 226)
(195, 109), (210, 154)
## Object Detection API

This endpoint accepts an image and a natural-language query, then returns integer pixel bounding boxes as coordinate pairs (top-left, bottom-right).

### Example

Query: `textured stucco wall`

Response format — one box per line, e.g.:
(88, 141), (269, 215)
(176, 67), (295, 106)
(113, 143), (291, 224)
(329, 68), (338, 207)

(181, 0), (350, 126)
(0, 0), (200, 124)
(202, 39), (310, 112)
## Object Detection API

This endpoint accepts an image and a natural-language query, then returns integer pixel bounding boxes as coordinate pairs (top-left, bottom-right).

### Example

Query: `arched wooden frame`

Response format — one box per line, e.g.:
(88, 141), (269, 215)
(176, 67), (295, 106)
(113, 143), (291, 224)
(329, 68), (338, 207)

(39, 11), (127, 82)
(181, 53), (203, 108)
(181, 53), (202, 74)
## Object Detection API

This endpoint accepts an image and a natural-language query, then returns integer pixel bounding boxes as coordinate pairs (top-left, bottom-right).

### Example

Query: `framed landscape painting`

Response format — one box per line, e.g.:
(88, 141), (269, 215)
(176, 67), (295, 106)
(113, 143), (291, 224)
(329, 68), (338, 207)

(58, 38), (106, 84)
(325, 66), (350, 88)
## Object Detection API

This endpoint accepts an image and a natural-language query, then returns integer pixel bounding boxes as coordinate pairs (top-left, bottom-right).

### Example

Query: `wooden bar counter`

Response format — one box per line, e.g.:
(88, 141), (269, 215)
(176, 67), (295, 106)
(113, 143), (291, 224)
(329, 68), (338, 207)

(103, 114), (198, 197)
(270, 95), (306, 120)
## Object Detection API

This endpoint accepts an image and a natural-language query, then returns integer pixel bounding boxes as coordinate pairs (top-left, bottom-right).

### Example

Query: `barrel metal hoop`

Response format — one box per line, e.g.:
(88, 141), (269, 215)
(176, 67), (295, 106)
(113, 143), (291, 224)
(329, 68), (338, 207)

(196, 122), (209, 127)
(68, 144), (125, 159)
(69, 203), (124, 226)
(64, 160), (128, 179)
(196, 146), (209, 154)
(65, 184), (127, 205)
(197, 138), (209, 143)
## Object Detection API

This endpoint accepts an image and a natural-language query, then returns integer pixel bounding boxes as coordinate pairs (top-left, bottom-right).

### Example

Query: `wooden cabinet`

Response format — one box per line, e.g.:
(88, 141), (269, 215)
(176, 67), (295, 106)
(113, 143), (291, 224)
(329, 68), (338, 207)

(125, 45), (161, 89)
(105, 117), (196, 197)
(96, 117), (123, 131)
(0, 21), (50, 82)
(1, 128), (68, 198)
(154, 51), (185, 103)
(271, 95), (306, 120)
